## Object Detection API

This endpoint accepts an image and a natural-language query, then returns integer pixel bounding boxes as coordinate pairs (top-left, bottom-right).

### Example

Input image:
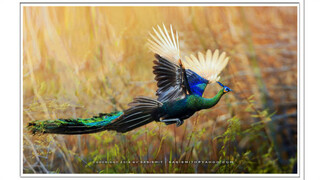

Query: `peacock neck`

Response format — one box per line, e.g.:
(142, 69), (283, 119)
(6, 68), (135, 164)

(201, 88), (225, 109)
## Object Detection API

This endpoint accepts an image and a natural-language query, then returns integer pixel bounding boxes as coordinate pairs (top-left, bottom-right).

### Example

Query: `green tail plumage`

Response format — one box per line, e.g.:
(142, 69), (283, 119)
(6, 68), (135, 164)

(27, 97), (162, 135)
(27, 111), (123, 135)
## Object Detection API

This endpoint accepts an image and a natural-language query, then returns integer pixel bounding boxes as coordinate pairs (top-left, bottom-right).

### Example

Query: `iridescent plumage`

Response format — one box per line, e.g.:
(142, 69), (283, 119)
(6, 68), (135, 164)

(148, 24), (230, 83)
(27, 24), (232, 134)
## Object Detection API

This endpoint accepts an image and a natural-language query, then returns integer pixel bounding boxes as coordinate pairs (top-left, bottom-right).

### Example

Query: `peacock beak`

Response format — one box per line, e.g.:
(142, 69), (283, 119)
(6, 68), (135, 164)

(224, 87), (233, 93)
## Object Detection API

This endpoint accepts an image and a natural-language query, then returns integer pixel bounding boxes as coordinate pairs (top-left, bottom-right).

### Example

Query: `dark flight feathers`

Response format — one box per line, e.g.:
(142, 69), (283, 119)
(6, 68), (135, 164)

(153, 54), (189, 102)
(153, 54), (209, 102)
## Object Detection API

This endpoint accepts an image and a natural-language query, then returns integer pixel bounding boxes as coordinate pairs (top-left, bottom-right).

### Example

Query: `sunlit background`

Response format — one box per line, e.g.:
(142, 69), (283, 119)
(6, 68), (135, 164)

(23, 6), (297, 173)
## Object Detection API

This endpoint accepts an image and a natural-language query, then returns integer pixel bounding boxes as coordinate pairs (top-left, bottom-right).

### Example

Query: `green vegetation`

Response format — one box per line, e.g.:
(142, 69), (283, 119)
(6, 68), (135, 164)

(23, 6), (297, 173)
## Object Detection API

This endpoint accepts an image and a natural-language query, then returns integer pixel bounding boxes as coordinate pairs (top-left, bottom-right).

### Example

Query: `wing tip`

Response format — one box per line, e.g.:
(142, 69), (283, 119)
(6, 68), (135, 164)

(147, 24), (181, 64)
(183, 49), (230, 83)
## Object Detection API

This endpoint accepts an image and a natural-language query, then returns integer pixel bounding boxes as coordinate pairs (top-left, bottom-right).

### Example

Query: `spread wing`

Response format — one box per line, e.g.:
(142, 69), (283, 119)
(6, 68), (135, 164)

(183, 49), (230, 83)
(148, 24), (229, 101)
(153, 54), (188, 102)
(153, 54), (209, 102)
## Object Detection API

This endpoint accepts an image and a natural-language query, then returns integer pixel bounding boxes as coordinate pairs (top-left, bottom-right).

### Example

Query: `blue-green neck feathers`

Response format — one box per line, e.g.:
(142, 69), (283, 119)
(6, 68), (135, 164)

(201, 88), (225, 109)
(186, 88), (225, 111)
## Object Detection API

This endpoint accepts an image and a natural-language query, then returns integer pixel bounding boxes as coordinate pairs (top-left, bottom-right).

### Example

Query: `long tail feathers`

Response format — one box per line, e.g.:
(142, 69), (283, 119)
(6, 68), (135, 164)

(106, 97), (162, 133)
(27, 97), (162, 135)
(27, 111), (123, 135)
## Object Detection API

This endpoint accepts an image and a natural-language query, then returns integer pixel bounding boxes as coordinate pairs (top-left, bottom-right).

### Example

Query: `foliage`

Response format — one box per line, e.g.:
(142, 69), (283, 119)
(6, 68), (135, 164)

(23, 6), (297, 174)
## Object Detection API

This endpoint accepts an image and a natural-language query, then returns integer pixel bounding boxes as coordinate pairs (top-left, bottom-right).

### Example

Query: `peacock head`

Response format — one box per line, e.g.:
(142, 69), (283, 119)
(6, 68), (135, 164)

(217, 81), (232, 93)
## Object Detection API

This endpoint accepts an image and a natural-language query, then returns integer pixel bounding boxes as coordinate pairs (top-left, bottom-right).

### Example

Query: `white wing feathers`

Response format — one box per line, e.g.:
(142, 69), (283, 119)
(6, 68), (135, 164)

(184, 50), (229, 83)
(147, 24), (181, 64)
(148, 24), (229, 83)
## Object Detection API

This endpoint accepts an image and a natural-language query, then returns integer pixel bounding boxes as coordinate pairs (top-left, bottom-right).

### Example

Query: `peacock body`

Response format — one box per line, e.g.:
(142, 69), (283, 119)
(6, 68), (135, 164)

(27, 24), (232, 135)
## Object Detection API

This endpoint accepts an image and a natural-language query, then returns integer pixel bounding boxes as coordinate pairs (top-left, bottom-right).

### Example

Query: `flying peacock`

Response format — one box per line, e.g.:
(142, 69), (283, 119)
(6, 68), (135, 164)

(27, 24), (232, 135)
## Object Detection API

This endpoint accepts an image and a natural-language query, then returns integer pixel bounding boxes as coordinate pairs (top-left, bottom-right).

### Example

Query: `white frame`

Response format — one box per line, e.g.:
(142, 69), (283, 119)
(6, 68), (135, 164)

(19, 1), (304, 179)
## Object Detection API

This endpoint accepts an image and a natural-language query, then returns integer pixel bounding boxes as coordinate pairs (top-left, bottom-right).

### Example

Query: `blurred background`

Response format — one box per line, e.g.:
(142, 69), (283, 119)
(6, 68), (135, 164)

(23, 6), (297, 173)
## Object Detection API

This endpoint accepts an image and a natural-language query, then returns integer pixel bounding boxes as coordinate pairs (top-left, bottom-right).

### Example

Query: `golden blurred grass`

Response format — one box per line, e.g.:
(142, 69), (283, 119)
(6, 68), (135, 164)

(23, 6), (297, 173)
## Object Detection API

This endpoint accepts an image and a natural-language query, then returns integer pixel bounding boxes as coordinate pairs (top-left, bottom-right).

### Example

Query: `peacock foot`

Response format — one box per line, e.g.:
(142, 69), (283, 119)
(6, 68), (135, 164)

(160, 118), (184, 127)
(175, 119), (184, 127)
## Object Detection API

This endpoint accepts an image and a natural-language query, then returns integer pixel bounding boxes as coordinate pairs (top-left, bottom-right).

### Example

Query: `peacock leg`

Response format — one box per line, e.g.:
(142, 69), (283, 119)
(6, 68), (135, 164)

(160, 118), (184, 127)
(176, 119), (184, 127)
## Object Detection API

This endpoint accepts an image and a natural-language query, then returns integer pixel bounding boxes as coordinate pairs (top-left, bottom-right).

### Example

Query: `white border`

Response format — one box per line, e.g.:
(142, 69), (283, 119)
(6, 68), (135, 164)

(19, 1), (304, 179)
